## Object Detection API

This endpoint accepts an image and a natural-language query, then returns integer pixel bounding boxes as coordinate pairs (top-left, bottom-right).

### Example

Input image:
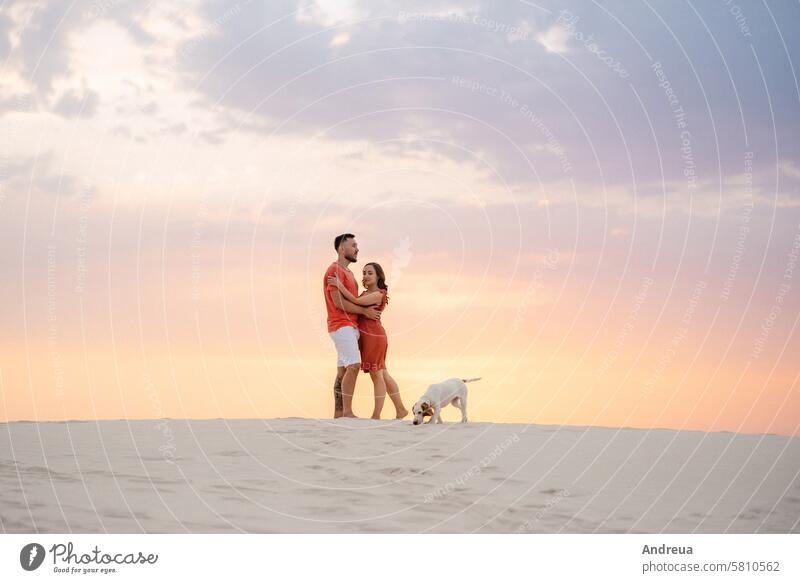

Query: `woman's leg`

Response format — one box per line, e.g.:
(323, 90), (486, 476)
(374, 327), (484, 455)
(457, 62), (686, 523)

(383, 370), (408, 418)
(369, 369), (387, 419)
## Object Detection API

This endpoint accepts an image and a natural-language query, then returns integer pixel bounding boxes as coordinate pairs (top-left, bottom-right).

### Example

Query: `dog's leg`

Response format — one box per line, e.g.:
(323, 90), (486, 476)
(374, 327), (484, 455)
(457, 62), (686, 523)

(451, 397), (464, 421)
(426, 407), (437, 424)
(459, 394), (468, 423)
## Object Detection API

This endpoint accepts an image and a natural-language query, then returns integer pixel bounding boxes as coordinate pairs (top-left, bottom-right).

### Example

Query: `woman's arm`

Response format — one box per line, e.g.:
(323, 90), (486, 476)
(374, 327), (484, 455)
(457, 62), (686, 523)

(327, 276), (382, 306)
(329, 291), (381, 320)
(355, 290), (383, 306)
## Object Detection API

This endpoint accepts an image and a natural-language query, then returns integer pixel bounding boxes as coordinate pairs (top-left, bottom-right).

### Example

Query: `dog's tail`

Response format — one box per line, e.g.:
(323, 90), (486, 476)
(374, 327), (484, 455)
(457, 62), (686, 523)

(462, 377), (482, 384)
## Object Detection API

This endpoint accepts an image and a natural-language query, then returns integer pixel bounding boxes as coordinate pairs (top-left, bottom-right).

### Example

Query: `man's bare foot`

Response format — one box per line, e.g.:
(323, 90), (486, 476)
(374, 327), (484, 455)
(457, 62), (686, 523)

(342, 411), (358, 418)
(334, 410), (343, 419)
(371, 414), (381, 420)
(395, 408), (409, 419)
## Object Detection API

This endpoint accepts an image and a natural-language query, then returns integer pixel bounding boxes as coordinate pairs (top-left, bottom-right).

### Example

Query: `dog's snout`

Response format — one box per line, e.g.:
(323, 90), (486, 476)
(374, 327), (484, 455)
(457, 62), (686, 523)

(413, 420), (420, 425)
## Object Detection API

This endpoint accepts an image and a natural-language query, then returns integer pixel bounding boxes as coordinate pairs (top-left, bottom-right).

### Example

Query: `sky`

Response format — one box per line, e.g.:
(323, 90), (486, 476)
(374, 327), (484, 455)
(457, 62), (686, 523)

(1, 0), (799, 435)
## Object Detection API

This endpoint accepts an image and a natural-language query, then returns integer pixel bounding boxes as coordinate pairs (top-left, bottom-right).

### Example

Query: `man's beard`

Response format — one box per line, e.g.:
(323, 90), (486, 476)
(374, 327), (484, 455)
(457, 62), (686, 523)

(345, 254), (357, 263)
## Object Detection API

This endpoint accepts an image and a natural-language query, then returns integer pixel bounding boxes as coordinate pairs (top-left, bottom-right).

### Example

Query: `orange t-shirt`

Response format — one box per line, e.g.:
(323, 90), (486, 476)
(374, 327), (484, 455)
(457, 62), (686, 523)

(324, 262), (359, 332)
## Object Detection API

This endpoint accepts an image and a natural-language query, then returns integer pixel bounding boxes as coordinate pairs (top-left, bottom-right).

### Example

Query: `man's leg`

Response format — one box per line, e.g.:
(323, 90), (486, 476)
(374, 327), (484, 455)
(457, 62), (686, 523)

(333, 367), (345, 418)
(341, 363), (360, 417)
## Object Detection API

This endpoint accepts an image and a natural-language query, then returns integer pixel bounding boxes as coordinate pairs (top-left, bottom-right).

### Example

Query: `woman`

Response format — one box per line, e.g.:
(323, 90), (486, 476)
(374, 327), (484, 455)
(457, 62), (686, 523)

(327, 262), (408, 419)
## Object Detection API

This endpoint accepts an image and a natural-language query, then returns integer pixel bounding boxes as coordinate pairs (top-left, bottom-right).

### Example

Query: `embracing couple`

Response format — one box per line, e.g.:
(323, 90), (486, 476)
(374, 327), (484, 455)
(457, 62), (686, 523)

(324, 233), (408, 419)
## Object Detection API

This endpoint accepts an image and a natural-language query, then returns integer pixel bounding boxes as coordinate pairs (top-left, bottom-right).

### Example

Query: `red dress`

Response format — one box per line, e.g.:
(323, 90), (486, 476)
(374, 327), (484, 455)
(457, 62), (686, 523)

(358, 289), (388, 373)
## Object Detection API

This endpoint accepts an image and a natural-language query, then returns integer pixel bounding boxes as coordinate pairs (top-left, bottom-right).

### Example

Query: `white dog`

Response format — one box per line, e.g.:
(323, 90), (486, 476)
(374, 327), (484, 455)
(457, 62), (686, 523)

(412, 377), (481, 425)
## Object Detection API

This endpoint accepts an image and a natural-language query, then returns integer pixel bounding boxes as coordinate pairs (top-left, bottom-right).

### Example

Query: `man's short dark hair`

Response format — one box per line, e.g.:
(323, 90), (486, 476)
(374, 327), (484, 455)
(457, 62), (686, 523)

(334, 233), (355, 251)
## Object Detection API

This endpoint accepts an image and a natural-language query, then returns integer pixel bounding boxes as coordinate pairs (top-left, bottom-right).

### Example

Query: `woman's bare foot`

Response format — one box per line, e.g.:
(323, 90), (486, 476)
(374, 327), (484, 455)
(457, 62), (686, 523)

(395, 407), (409, 419)
(370, 414), (381, 420)
(342, 411), (359, 418)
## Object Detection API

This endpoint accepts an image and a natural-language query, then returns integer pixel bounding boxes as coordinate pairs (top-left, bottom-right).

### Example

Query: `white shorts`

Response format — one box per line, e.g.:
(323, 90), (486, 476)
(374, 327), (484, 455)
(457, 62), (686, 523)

(329, 325), (361, 367)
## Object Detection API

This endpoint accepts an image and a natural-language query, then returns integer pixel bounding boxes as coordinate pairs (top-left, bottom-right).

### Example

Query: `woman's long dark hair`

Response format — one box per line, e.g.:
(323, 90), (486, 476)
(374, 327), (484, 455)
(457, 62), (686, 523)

(365, 262), (388, 292)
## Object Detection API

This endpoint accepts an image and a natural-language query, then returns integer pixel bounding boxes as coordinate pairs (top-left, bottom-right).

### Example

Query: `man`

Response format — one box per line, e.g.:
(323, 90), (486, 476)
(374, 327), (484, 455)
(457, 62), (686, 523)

(324, 233), (381, 418)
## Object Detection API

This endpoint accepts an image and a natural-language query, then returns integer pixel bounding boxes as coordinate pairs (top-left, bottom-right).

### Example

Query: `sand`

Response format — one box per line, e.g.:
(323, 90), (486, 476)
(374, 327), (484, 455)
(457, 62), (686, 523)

(1, 417), (798, 533)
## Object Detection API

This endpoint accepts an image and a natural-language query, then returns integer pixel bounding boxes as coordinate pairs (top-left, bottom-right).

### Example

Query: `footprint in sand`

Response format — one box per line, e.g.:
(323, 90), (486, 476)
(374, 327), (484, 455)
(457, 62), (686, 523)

(379, 466), (419, 477)
(491, 476), (524, 485)
(540, 488), (567, 495)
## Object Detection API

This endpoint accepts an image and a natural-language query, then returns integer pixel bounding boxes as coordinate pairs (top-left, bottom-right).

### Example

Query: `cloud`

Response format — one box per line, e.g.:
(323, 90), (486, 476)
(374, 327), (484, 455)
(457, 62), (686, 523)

(0, 12), (12, 59)
(198, 127), (230, 144)
(53, 88), (99, 118)
(1, 0), (799, 220)
(297, 0), (365, 26)
(329, 31), (351, 47)
(15, 3), (78, 95)
(171, 0), (800, 202)
(535, 23), (570, 53)
(780, 161), (800, 179)
(157, 122), (188, 135)
(110, 125), (132, 137)
(0, 93), (34, 116)
(4, 151), (81, 198)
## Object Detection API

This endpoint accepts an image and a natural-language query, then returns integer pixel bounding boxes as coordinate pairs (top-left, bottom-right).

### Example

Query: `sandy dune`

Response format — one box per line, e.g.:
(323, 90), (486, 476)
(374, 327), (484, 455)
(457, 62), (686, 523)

(1, 417), (798, 533)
